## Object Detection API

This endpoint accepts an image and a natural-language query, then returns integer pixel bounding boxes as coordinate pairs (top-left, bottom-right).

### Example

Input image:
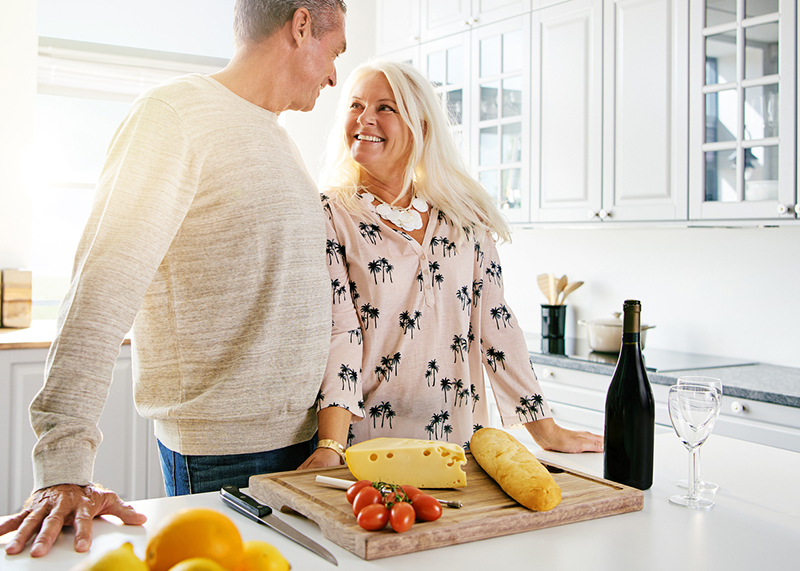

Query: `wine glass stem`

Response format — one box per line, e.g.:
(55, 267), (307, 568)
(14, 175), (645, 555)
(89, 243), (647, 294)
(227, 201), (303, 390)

(694, 448), (702, 487)
(688, 448), (699, 500)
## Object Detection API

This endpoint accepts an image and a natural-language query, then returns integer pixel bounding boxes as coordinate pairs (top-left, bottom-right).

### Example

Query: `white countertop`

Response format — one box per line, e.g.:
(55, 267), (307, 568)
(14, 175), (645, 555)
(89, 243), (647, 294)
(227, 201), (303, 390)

(3, 429), (799, 570)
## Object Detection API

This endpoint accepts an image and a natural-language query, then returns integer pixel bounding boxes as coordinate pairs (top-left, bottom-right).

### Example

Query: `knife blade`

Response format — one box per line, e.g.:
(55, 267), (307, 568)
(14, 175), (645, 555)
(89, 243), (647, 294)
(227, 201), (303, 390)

(220, 485), (338, 566)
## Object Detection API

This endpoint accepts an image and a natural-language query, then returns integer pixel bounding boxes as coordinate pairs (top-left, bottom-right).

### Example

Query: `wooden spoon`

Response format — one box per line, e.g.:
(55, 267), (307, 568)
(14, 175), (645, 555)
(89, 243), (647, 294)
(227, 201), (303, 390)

(559, 281), (584, 304)
(555, 275), (568, 304)
(548, 273), (556, 305)
(537, 274), (551, 303)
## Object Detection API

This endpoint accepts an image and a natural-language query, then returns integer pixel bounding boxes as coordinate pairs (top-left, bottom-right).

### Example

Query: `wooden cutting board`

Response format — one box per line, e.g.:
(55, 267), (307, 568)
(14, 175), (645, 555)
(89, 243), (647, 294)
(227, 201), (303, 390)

(249, 453), (643, 560)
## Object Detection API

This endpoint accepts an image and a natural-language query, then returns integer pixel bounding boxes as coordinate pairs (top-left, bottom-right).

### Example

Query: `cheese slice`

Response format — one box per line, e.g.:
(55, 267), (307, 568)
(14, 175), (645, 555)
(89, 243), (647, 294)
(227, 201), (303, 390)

(345, 437), (467, 488)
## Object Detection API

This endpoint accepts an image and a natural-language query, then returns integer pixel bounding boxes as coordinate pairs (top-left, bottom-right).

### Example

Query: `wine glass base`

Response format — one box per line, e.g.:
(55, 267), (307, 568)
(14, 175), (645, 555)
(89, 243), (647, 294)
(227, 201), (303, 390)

(676, 479), (719, 493)
(669, 494), (714, 510)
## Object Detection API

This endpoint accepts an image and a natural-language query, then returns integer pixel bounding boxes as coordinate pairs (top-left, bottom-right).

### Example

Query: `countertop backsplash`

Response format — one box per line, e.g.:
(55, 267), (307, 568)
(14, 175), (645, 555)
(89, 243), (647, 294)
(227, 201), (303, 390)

(499, 224), (800, 370)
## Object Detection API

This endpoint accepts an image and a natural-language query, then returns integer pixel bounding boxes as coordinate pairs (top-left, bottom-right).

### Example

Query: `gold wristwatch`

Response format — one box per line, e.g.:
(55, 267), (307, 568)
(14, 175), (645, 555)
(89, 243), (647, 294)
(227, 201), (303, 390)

(317, 439), (346, 463)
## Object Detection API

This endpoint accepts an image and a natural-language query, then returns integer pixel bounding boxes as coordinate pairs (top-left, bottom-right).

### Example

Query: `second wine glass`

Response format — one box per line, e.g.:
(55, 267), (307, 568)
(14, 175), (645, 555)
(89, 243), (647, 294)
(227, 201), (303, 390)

(668, 384), (721, 510)
(676, 376), (722, 492)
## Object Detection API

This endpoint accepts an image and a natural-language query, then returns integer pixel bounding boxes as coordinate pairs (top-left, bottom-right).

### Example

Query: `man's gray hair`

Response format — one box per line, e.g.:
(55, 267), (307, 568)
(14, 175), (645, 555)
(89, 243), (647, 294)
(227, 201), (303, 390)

(233, 0), (347, 45)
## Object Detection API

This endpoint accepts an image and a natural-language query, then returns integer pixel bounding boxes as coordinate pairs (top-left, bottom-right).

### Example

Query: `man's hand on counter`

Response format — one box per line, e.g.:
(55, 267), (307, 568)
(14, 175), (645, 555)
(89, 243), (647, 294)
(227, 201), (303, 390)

(1, 483), (147, 557)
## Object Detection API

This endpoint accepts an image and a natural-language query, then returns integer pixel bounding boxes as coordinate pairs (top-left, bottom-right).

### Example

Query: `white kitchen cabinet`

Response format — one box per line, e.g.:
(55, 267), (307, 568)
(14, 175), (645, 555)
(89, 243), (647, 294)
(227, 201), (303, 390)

(688, 0), (797, 221)
(530, 0), (603, 222)
(420, 0), (533, 43)
(0, 345), (164, 515)
(601, 0), (689, 222)
(376, 0), (421, 55)
(531, 0), (689, 223)
(534, 363), (800, 453)
(471, 16), (532, 223)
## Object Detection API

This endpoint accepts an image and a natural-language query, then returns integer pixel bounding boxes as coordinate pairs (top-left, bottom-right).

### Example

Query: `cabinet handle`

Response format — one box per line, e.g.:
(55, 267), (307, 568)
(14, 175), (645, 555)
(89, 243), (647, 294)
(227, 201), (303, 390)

(777, 204), (788, 215)
(599, 209), (610, 220)
(587, 210), (599, 219)
(541, 368), (553, 378)
(730, 401), (745, 414)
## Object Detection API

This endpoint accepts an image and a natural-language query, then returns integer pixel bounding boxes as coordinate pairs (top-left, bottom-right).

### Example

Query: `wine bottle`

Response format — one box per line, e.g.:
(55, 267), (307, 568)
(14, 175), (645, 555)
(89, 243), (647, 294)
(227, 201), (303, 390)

(603, 299), (655, 490)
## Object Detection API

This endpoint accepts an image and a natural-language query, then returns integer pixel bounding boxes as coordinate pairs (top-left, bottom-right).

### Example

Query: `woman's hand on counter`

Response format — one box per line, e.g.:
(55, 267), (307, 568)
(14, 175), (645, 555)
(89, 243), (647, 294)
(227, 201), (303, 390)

(525, 417), (604, 453)
(1, 484), (147, 557)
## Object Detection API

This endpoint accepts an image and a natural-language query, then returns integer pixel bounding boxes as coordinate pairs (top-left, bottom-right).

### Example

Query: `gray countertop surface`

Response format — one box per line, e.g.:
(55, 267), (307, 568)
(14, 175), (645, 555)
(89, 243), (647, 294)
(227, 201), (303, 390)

(524, 333), (800, 409)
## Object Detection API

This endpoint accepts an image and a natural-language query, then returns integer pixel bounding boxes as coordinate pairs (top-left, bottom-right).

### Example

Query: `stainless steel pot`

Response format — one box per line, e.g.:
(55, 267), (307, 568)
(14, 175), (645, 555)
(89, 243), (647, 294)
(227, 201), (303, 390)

(577, 313), (655, 353)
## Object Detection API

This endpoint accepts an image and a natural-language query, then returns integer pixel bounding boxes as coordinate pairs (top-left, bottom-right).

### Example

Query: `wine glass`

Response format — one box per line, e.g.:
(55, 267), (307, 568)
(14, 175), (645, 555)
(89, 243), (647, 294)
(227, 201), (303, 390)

(668, 384), (721, 510)
(675, 376), (722, 492)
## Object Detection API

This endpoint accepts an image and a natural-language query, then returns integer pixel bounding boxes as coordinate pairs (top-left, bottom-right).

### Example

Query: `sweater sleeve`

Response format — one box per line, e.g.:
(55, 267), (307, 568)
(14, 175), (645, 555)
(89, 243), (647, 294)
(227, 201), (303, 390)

(317, 201), (365, 422)
(30, 96), (199, 490)
(477, 236), (552, 427)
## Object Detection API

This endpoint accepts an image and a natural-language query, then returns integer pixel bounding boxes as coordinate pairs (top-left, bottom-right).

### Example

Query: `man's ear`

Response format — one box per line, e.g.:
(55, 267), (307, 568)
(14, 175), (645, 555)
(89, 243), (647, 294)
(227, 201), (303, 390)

(291, 7), (313, 46)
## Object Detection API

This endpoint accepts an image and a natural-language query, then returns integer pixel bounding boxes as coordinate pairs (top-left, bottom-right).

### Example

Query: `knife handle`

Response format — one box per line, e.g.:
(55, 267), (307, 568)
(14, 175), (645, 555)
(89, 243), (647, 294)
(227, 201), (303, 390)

(220, 485), (273, 518)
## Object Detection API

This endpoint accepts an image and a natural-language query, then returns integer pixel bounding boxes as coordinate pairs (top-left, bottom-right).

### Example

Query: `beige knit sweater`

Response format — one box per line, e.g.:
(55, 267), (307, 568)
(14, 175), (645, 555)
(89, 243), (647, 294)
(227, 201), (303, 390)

(30, 75), (331, 490)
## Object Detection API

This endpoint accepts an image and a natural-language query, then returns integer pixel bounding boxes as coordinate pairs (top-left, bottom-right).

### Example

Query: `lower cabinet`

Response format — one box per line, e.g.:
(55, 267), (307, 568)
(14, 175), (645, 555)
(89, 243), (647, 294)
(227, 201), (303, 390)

(534, 363), (800, 453)
(0, 346), (165, 515)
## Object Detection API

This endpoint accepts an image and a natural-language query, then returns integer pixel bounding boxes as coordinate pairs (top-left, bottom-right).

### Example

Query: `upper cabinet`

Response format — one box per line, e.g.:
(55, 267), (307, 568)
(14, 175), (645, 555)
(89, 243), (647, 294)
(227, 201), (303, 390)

(688, 0), (797, 221)
(376, 0), (421, 55)
(420, 0), (533, 42)
(532, 0), (689, 223)
(377, 0), (798, 226)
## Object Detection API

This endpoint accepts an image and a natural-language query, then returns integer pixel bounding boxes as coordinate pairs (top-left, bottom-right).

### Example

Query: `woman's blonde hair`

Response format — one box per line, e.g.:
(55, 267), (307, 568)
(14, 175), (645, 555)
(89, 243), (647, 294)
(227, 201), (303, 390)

(321, 59), (511, 244)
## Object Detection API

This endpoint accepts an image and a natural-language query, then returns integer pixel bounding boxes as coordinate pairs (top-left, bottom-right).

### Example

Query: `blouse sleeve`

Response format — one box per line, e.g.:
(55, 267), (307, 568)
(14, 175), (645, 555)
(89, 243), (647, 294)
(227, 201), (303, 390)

(317, 200), (365, 421)
(477, 235), (552, 427)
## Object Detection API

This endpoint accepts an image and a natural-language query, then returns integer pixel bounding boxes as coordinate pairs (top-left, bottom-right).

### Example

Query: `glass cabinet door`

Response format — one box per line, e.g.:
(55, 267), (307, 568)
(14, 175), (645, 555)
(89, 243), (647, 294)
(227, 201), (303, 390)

(421, 33), (472, 162)
(471, 16), (531, 223)
(690, 0), (796, 219)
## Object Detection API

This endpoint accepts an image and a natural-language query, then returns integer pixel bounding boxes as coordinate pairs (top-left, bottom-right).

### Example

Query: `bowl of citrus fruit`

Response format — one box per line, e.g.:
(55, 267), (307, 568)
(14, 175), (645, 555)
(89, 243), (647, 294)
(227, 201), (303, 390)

(69, 507), (289, 571)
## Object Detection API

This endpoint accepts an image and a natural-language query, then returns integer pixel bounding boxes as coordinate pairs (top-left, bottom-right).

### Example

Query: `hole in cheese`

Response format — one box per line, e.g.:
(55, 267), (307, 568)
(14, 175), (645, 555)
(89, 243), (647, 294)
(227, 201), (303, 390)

(441, 450), (450, 457)
(370, 453), (378, 461)
(423, 450), (431, 456)
(386, 453), (394, 459)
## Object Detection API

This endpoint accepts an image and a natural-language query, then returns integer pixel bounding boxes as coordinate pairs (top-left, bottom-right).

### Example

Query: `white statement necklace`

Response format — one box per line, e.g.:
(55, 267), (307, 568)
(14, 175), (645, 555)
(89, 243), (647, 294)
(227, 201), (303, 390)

(362, 191), (429, 231)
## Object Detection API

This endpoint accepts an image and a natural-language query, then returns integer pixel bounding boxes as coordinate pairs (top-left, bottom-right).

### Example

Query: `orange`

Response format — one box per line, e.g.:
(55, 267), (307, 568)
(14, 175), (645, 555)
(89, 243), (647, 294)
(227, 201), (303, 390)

(235, 541), (290, 571)
(145, 508), (244, 571)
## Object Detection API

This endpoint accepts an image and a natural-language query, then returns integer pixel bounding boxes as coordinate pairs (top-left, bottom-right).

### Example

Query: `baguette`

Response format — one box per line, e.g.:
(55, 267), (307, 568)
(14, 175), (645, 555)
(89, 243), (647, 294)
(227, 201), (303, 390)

(470, 427), (562, 511)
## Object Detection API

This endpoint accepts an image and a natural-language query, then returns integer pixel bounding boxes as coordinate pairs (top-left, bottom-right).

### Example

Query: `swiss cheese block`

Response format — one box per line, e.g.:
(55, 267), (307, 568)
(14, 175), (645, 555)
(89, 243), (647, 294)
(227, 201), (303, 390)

(345, 438), (467, 488)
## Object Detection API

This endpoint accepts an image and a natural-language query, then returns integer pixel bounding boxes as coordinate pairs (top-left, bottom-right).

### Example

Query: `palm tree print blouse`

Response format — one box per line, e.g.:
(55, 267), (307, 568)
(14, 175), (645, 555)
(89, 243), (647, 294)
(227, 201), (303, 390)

(318, 193), (552, 450)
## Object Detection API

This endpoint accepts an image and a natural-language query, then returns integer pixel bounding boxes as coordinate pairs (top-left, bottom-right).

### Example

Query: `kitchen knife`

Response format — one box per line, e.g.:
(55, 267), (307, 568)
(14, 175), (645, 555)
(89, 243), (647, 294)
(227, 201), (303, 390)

(220, 485), (338, 566)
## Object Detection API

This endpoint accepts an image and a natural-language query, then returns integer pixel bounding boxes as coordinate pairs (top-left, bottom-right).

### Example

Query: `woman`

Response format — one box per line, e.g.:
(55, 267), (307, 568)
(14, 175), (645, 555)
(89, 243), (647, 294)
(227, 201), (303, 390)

(300, 60), (602, 469)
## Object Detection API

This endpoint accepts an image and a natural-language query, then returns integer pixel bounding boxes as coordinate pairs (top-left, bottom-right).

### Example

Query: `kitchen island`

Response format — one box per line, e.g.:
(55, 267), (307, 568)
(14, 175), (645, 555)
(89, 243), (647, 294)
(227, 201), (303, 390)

(3, 430), (798, 570)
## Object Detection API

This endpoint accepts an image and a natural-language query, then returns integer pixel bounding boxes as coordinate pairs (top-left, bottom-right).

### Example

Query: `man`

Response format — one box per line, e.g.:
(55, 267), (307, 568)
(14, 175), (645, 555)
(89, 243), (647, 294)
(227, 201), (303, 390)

(2, 0), (347, 558)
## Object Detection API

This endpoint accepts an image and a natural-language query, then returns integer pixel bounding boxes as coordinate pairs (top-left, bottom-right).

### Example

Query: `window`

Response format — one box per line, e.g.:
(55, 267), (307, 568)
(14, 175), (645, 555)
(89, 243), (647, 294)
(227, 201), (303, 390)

(29, 38), (226, 318)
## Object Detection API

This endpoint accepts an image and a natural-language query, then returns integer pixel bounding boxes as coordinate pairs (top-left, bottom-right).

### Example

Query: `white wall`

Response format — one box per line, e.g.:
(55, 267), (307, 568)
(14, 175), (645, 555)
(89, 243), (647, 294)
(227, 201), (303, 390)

(499, 225), (800, 368)
(0, 0), (36, 270)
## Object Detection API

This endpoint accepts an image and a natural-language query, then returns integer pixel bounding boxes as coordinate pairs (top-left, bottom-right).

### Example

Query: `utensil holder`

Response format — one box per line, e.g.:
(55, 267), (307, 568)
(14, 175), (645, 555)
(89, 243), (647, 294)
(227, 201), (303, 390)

(541, 304), (566, 338)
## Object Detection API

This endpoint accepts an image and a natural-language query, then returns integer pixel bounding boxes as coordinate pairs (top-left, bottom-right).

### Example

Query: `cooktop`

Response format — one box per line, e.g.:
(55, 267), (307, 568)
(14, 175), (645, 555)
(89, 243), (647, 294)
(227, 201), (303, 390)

(526, 334), (757, 373)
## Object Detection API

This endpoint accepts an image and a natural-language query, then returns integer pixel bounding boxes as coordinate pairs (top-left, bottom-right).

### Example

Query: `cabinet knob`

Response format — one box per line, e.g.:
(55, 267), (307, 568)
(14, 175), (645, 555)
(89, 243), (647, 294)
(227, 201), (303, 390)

(730, 401), (745, 414)
(541, 368), (553, 378)
(794, 204), (799, 215)
(777, 204), (788, 215)
(599, 209), (610, 220)
(588, 210), (599, 219)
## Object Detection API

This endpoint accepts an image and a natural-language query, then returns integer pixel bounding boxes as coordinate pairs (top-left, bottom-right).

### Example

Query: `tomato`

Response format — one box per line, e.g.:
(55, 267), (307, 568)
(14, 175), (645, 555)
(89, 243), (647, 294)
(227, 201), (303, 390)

(411, 493), (442, 522)
(389, 501), (415, 533)
(357, 503), (389, 531)
(400, 485), (423, 501)
(346, 480), (373, 504)
(352, 486), (384, 517)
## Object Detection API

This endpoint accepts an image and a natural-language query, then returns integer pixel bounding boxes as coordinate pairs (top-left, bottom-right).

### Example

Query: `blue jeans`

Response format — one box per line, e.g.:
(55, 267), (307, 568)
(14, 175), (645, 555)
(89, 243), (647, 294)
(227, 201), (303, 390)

(157, 437), (317, 496)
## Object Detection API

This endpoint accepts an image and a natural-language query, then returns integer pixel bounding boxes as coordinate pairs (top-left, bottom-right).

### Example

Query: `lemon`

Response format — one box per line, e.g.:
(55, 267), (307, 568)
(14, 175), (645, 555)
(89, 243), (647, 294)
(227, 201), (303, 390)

(235, 540), (291, 571)
(68, 542), (148, 571)
(167, 557), (228, 571)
